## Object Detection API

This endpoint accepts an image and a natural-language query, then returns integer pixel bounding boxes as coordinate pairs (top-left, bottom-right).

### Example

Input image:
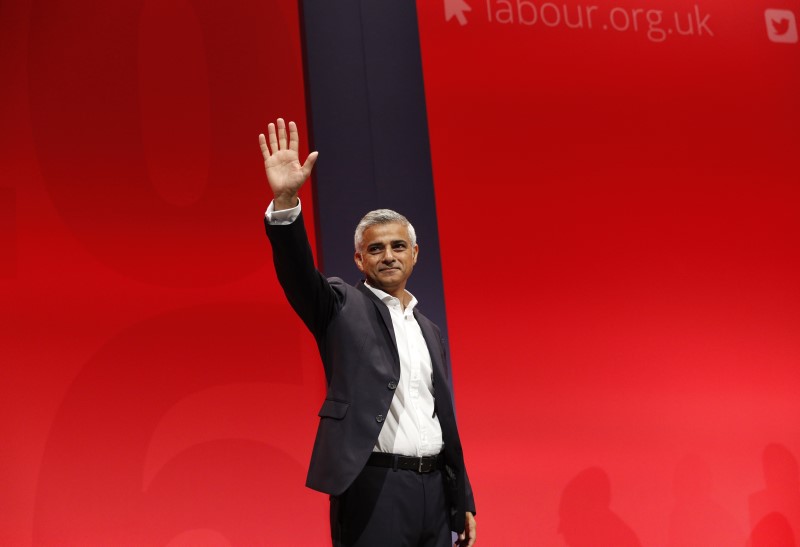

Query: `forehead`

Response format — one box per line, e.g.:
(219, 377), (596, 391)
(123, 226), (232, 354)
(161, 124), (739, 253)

(361, 222), (410, 245)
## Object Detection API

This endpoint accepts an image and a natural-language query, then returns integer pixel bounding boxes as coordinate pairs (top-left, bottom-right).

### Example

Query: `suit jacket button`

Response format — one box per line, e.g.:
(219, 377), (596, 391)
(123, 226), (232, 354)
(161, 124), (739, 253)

(376, 414), (385, 423)
(388, 381), (397, 390)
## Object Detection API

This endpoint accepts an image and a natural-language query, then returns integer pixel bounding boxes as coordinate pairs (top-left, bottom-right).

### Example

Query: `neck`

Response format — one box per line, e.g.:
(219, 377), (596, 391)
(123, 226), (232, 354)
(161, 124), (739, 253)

(390, 288), (408, 305)
(396, 290), (409, 310)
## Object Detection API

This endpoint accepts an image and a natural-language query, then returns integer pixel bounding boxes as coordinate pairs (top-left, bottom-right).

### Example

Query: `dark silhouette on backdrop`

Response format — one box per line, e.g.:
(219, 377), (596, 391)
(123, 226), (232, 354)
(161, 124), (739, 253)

(558, 467), (642, 547)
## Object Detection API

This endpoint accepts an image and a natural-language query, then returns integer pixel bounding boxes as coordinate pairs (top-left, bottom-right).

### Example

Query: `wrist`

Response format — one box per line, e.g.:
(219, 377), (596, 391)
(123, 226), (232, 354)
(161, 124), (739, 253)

(273, 194), (299, 211)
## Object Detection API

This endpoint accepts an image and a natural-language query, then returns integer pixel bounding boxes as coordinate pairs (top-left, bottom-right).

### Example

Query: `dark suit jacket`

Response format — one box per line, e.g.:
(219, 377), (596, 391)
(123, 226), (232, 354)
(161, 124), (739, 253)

(265, 213), (475, 530)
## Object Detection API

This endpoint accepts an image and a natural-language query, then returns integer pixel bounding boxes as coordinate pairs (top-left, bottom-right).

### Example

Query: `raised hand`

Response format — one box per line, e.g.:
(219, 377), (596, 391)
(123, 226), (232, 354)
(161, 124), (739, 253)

(259, 118), (318, 210)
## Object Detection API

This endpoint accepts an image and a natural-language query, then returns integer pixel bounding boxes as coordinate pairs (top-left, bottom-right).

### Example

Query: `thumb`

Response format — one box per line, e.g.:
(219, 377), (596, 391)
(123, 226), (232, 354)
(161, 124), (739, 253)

(301, 151), (319, 177)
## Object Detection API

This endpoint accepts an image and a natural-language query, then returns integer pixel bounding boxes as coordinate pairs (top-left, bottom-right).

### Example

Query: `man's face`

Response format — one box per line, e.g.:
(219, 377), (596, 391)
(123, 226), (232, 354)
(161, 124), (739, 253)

(354, 222), (418, 297)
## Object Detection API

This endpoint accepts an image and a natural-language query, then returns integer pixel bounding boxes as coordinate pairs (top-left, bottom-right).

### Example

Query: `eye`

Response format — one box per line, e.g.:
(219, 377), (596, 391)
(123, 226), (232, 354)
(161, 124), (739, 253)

(393, 243), (407, 251)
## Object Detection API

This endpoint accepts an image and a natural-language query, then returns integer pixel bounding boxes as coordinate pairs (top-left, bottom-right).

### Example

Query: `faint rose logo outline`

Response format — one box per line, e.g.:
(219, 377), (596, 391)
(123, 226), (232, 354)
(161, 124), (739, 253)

(765, 9), (798, 43)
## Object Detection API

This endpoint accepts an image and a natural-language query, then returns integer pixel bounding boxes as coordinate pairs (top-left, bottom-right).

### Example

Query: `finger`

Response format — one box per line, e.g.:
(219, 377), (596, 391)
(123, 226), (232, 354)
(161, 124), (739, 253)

(277, 118), (287, 150)
(301, 151), (319, 177)
(288, 121), (299, 152)
(268, 123), (278, 154)
(259, 133), (270, 160)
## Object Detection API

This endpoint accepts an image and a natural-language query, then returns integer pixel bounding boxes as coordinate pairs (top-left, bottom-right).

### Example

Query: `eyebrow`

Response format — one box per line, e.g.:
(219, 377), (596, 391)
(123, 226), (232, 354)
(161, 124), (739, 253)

(367, 239), (408, 247)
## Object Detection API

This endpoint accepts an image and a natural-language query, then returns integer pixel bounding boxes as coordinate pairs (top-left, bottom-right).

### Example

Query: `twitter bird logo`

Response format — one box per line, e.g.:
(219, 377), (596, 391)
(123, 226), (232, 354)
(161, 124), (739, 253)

(765, 9), (798, 43)
(772, 17), (790, 35)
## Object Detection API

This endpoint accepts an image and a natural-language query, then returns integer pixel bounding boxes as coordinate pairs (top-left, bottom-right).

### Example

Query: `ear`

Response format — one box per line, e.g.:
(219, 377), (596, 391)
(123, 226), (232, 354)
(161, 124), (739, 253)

(412, 244), (419, 265)
(354, 251), (365, 273)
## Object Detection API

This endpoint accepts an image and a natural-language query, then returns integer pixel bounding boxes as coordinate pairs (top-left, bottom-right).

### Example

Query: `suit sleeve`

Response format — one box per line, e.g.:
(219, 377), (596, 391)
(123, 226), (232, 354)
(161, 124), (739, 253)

(264, 211), (343, 339)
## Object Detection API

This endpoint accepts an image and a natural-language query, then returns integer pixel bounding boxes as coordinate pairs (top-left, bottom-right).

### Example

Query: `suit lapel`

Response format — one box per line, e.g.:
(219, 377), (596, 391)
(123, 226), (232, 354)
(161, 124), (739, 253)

(414, 309), (447, 385)
(414, 308), (458, 423)
(356, 282), (400, 370)
(356, 282), (454, 422)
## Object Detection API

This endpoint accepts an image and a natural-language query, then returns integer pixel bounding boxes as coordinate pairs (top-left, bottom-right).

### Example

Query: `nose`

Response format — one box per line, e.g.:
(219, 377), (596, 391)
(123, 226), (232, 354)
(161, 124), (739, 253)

(382, 246), (395, 263)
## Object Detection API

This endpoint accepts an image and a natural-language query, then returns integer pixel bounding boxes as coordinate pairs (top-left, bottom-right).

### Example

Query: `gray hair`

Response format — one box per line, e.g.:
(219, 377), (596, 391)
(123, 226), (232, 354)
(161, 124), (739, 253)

(354, 209), (417, 251)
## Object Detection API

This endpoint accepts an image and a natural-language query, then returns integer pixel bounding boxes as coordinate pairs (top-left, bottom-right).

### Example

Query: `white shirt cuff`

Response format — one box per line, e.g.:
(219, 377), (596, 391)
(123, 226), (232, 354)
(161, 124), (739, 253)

(265, 198), (301, 225)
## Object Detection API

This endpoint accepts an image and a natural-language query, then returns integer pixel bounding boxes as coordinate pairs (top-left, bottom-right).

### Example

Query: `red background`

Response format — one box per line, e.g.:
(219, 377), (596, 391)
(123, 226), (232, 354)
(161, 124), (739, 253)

(2, 0), (800, 545)
(418, 0), (800, 544)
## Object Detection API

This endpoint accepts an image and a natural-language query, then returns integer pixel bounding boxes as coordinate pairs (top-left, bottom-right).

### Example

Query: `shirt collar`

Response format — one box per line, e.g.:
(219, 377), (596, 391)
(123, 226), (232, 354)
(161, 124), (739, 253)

(363, 280), (418, 313)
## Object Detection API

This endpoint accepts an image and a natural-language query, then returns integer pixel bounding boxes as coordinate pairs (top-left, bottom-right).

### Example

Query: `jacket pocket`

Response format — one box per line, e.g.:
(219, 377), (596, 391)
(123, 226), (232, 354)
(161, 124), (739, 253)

(318, 399), (350, 419)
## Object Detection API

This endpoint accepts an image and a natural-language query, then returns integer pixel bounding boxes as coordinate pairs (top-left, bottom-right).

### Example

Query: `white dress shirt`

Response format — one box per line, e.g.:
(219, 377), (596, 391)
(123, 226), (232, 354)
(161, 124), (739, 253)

(265, 199), (444, 457)
(362, 282), (444, 457)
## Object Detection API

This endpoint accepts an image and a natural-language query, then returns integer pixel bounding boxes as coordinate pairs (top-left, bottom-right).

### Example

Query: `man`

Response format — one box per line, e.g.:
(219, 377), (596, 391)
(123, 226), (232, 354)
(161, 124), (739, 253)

(259, 118), (476, 546)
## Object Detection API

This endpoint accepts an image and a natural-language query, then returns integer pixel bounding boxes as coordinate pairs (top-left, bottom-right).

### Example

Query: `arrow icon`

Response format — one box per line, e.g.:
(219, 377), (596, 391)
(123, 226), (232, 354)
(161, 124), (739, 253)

(445, 0), (471, 26)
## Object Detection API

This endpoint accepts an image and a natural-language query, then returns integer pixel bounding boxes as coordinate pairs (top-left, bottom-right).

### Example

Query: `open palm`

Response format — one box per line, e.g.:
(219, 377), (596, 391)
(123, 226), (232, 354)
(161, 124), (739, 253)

(259, 118), (318, 208)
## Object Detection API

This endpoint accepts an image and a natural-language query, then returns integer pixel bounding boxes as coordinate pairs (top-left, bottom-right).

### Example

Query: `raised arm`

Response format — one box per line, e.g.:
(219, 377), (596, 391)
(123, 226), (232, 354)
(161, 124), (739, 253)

(259, 118), (339, 338)
(258, 118), (318, 210)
